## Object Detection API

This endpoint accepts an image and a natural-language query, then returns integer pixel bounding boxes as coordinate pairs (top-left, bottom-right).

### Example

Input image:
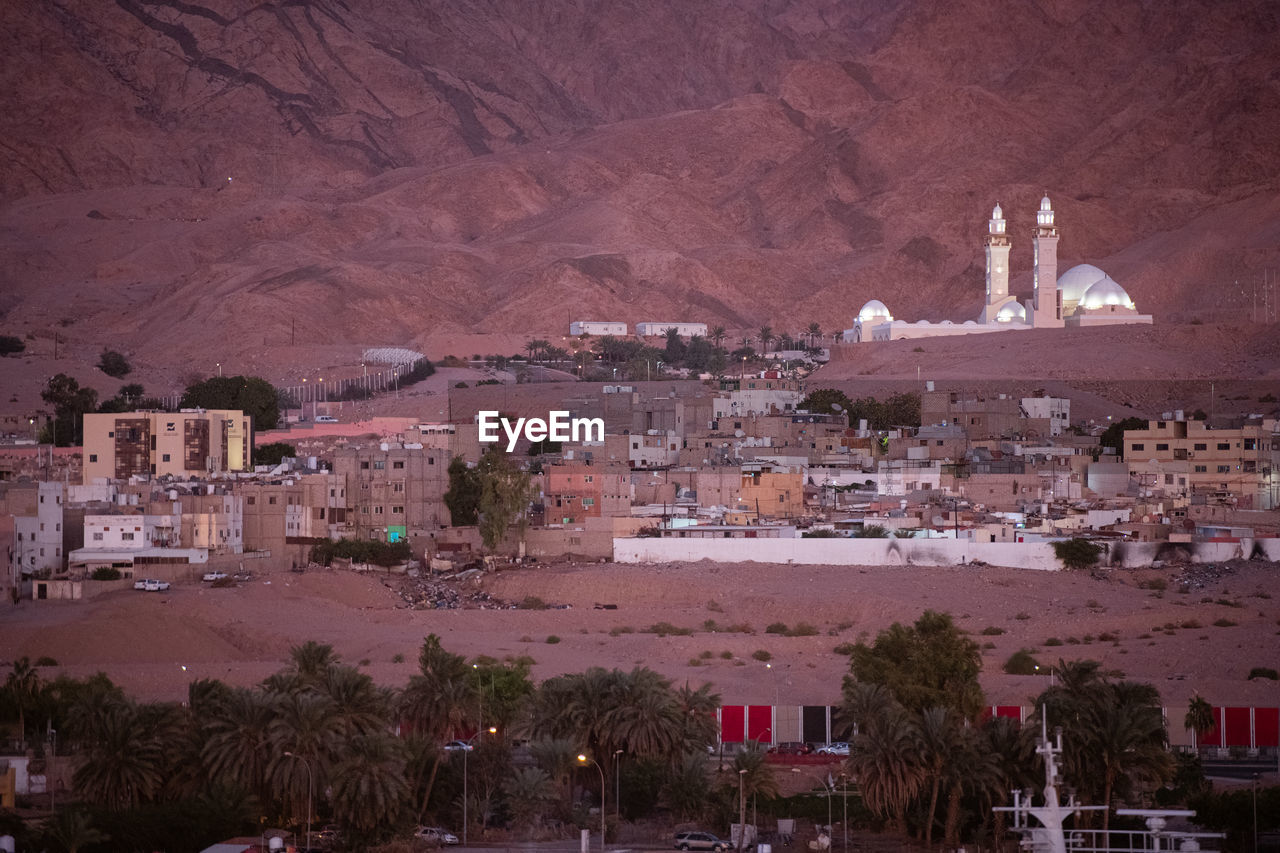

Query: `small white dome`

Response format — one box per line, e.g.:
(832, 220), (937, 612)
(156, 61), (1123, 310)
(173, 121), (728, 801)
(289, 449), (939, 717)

(857, 299), (893, 322)
(1080, 276), (1135, 310)
(1057, 263), (1108, 304)
(1040, 195), (1052, 211)
(992, 203), (1003, 219)
(996, 302), (1027, 322)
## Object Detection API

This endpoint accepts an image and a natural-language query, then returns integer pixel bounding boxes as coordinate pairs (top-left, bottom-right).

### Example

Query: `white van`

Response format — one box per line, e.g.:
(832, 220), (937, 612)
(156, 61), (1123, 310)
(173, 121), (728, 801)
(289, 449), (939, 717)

(315, 415), (338, 423)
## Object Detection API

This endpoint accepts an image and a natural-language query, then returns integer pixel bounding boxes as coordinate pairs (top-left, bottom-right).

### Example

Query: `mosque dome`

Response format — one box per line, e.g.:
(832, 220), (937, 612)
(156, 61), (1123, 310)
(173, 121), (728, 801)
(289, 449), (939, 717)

(857, 299), (893, 322)
(1080, 276), (1135, 310)
(996, 302), (1027, 322)
(1057, 263), (1108, 304)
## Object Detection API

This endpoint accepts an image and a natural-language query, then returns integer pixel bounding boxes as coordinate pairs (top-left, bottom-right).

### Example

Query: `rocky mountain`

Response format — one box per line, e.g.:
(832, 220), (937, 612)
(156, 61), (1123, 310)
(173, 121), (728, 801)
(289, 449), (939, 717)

(2, 0), (1278, 365)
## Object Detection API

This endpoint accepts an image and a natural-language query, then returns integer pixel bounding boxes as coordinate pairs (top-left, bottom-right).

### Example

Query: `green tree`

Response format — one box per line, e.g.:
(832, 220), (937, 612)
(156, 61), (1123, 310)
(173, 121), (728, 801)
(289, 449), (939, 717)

(444, 457), (482, 526)
(476, 449), (533, 550)
(758, 326), (774, 355)
(200, 688), (274, 804)
(1099, 416), (1148, 458)
(709, 326), (727, 350)
(661, 751), (711, 820)
(254, 441), (296, 466)
(73, 702), (173, 810)
(844, 610), (984, 719)
(807, 322), (822, 348)
(399, 635), (478, 816)
(3, 657), (40, 750)
(180, 375), (280, 430)
(97, 349), (131, 378)
(1052, 538), (1102, 570)
(40, 808), (108, 853)
(41, 374), (98, 446)
(846, 701), (924, 831)
(801, 388), (854, 419)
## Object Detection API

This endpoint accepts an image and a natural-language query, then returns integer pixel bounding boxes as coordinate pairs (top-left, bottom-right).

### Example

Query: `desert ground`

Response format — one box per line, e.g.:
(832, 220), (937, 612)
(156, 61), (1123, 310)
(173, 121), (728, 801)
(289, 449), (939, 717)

(3, 557), (1277, 731)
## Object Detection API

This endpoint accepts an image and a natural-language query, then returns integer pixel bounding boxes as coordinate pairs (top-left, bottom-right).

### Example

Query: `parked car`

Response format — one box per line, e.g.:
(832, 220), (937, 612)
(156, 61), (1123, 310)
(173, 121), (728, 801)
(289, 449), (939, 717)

(675, 831), (729, 852)
(415, 826), (459, 845)
(202, 571), (228, 583)
(138, 579), (170, 591)
(817, 742), (850, 755)
(769, 741), (812, 755)
(315, 414), (339, 423)
(442, 740), (473, 752)
(133, 579), (148, 590)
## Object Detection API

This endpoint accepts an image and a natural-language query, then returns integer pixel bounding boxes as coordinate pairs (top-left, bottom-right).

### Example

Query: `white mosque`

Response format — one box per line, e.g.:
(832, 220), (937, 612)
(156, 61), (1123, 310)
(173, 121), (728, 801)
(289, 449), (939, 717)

(843, 196), (1151, 342)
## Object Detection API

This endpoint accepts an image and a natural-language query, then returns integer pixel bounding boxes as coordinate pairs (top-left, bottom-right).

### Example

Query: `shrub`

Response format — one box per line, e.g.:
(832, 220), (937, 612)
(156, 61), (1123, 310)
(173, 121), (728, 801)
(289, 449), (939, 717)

(833, 642), (856, 656)
(454, 381), (469, 388)
(1053, 538), (1102, 570)
(1212, 618), (1237, 628)
(751, 649), (772, 662)
(706, 600), (724, 612)
(723, 622), (753, 634)
(358, 658), (371, 667)
(802, 529), (841, 538)
(518, 596), (549, 610)
(719, 650), (734, 660)
(97, 349), (131, 378)
(980, 626), (1006, 636)
(765, 622), (789, 634)
(392, 653), (405, 664)
(1138, 578), (1168, 591)
(545, 635), (561, 644)
(1180, 620), (1202, 630)
(1044, 637), (1063, 646)
(789, 622), (820, 637)
(1247, 667), (1279, 680)
(0, 335), (25, 356)
(1098, 631), (1119, 642)
(644, 622), (693, 637)
(310, 538), (411, 567)
(34, 656), (58, 667)
(1014, 612), (1031, 621)
(608, 626), (634, 637)
(254, 441), (296, 466)
(1004, 649), (1041, 675)
(699, 650), (714, 659)
(90, 567), (122, 581)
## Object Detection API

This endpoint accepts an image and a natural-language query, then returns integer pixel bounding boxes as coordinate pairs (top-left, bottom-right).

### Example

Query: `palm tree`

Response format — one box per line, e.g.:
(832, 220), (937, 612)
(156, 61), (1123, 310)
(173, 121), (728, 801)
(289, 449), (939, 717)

(917, 706), (957, 844)
(845, 703), (924, 832)
(662, 751), (711, 820)
(73, 702), (169, 810)
(399, 634), (478, 817)
(320, 665), (389, 740)
(201, 688), (275, 802)
(266, 691), (344, 827)
(288, 641), (339, 686)
(330, 733), (410, 837)
(710, 326), (727, 350)
(502, 766), (556, 835)
(4, 656), (40, 749)
(731, 745), (779, 800)
(807, 322), (822, 348)
(529, 737), (580, 815)
(758, 326), (774, 356)
(1185, 694), (1215, 747)
(41, 808), (107, 853)
(978, 716), (1033, 845)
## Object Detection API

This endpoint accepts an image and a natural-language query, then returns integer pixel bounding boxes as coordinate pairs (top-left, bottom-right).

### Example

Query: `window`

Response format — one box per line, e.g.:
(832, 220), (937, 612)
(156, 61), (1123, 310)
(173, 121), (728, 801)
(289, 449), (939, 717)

(160, 453), (170, 462)
(582, 498), (594, 507)
(89, 454), (98, 462)
(1165, 474), (1174, 485)
(393, 482), (404, 492)
(1157, 421), (1167, 429)
(1194, 465), (1207, 473)
(122, 532), (134, 541)
(93, 532), (103, 541)
(1217, 465), (1230, 474)
(361, 462), (369, 469)
(393, 461), (404, 469)
(1156, 443), (1169, 451)
(374, 506), (384, 515)
(1244, 439), (1256, 450)
(1131, 443), (1145, 451)
(374, 460), (385, 470)
(1217, 442), (1230, 450)
(247, 496), (256, 505)
(1194, 443), (1207, 451)
(392, 506), (404, 514)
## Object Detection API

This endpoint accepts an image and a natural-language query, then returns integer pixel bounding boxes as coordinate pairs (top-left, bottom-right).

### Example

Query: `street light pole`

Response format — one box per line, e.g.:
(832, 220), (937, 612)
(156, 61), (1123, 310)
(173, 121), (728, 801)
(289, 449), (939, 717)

(283, 751), (313, 850)
(463, 726), (497, 846)
(738, 768), (747, 853)
(613, 749), (623, 823)
(578, 754), (606, 852)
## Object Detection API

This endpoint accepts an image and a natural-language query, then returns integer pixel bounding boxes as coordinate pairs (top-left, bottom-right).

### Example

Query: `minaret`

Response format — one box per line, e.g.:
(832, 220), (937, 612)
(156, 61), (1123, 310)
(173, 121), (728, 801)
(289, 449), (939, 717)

(981, 202), (1011, 323)
(1031, 194), (1064, 327)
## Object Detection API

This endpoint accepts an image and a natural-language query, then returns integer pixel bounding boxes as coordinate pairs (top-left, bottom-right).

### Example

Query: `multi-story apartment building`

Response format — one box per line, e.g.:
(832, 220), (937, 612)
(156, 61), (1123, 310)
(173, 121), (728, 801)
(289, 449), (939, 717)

(1123, 418), (1280, 509)
(331, 444), (449, 542)
(0, 481), (65, 576)
(82, 410), (253, 482)
(543, 461), (632, 525)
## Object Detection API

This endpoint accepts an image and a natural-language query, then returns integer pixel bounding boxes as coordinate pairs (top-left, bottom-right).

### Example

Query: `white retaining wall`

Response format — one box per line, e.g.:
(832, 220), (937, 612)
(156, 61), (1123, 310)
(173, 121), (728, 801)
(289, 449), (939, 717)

(613, 536), (1280, 570)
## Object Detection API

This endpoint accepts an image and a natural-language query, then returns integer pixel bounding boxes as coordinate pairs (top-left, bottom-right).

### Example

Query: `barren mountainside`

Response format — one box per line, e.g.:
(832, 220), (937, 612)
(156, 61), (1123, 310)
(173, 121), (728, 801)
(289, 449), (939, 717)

(2, 0), (1279, 364)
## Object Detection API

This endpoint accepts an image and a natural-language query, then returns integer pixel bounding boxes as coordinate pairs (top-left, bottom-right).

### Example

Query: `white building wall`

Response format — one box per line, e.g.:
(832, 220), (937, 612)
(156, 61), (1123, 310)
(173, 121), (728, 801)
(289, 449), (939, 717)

(14, 482), (65, 575)
(85, 513), (179, 549)
(636, 322), (708, 338)
(1021, 397), (1071, 435)
(570, 321), (628, 336)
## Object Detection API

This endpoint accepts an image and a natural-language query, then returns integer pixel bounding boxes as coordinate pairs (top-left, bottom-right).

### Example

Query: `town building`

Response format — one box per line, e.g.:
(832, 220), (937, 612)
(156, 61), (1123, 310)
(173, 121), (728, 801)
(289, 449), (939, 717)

(1123, 417), (1280, 509)
(569, 321), (628, 336)
(82, 409), (253, 482)
(0, 481), (65, 577)
(542, 460), (633, 525)
(636, 322), (708, 338)
(330, 443), (450, 542)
